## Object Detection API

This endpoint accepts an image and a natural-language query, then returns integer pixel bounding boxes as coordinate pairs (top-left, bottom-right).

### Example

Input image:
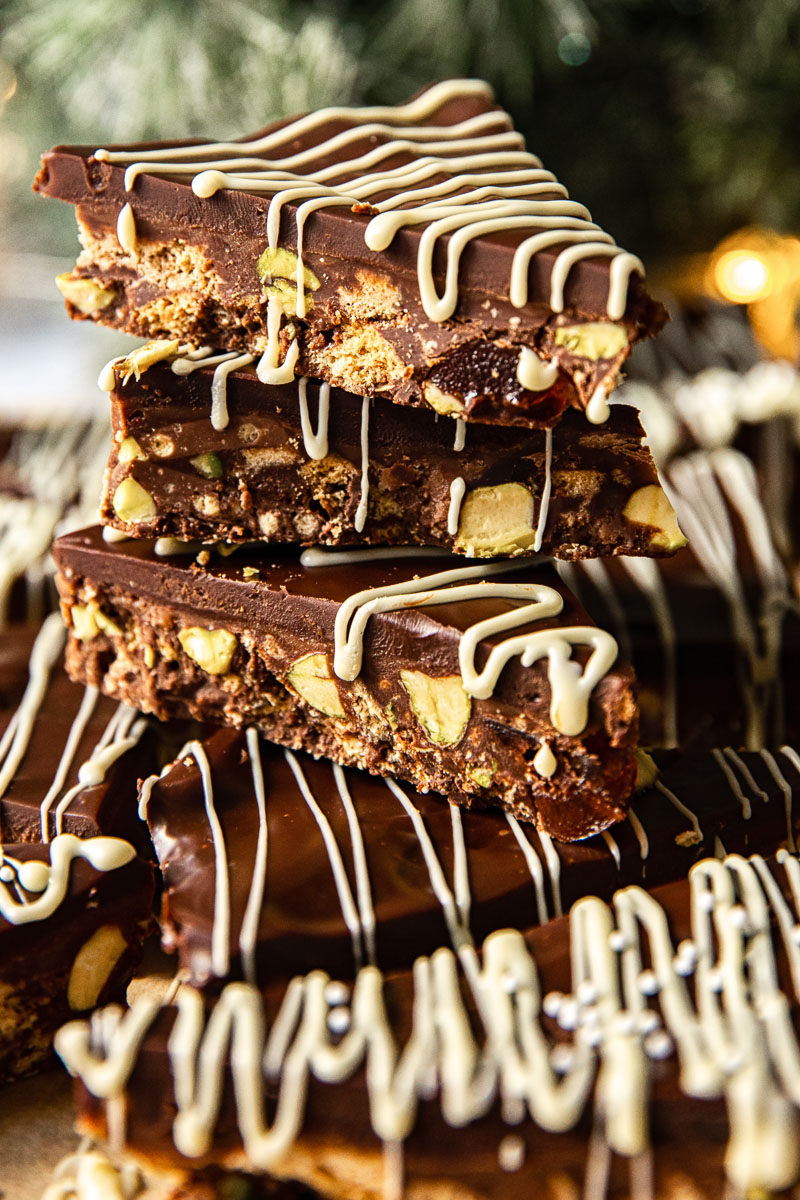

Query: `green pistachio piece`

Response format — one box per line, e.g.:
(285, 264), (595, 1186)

(257, 247), (320, 293)
(190, 452), (224, 480)
(400, 670), (471, 746)
(287, 652), (346, 718)
(178, 626), (238, 675)
(118, 436), (146, 464)
(112, 478), (157, 524)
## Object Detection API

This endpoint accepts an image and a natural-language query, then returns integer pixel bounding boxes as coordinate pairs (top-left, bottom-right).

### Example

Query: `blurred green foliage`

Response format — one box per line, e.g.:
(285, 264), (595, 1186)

(2, 0), (799, 262)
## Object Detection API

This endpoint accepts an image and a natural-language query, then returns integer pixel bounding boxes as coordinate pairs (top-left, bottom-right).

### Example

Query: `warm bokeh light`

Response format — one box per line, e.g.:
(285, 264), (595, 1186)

(699, 227), (800, 361)
(713, 249), (771, 303)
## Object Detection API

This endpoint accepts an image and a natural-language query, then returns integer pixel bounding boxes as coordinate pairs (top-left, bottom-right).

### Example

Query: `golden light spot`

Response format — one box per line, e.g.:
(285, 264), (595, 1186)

(713, 249), (772, 303)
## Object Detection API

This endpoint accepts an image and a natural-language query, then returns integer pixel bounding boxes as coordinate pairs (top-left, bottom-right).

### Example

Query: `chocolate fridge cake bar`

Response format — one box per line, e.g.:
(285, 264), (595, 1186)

(143, 727), (800, 990)
(35, 79), (666, 430)
(100, 346), (682, 559)
(57, 852), (800, 1198)
(53, 529), (639, 840)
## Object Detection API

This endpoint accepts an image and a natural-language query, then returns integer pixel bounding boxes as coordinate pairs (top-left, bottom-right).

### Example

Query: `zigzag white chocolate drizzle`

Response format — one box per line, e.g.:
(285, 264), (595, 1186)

(93, 79), (642, 403)
(56, 852), (800, 1194)
(0, 833), (135, 925)
(329, 557), (617, 735)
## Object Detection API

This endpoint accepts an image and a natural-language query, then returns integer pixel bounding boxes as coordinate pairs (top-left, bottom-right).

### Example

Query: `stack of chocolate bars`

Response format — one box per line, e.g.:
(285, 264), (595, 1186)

(38, 78), (684, 842)
(16, 79), (800, 1199)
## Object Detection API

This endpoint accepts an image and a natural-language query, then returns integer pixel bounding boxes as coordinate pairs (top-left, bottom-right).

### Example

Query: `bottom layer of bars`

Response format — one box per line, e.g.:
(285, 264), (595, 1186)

(57, 852), (800, 1200)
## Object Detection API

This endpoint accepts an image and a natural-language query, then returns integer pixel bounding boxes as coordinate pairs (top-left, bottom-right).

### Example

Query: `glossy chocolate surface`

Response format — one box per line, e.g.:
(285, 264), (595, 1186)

(147, 728), (800, 990)
(34, 87), (665, 426)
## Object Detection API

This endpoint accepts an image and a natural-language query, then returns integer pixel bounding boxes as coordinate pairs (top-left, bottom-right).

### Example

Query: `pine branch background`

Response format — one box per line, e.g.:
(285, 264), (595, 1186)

(1, 0), (799, 262)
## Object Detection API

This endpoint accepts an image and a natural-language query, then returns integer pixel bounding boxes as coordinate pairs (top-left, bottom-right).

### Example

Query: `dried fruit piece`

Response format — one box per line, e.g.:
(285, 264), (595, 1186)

(455, 482), (536, 556)
(190, 452), (224, 480)
(554, 321), (628, 360)
(116, 338), (181, 384)
(118, 436), (146, 464)
(70, 601), (121, 642)
(67, 924), (127, 1010)
(287, 652), (346, 718)
(112, 478), (157, 524)
(178, 626), (238, 675)
(55, 272), (116, 315)
(623, 485), (687, 551)
(400, 670), (471, 746)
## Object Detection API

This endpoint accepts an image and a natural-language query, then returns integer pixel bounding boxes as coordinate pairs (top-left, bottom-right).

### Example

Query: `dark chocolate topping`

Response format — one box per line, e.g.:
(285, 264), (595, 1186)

(146, 728), (800, 991)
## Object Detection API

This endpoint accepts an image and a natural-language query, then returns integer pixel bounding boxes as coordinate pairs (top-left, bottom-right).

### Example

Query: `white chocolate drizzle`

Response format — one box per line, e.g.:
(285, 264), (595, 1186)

(182, 740), (231, 978)
(532, 741), (557, 778)
(210, 354), (256, 430)
(712, 748), (753, 820)
(538, 832), (563, 917)
(0, 613), (65, 800)
(447, 476), (466, 536)
(94, 79), (643, 342)
(256, 297), (300, 385)
(758, 749), (796, 853)
(285, 749), (364, 971)
(297, 377), (331, 459)
(517, 347), (558, 393)
(333, 763), (377, 966)
(239, 728), (269, 986)
(585, 382), (610, 425)
(166, 347), (256, 430)
(48, 704), (148, 840)
(354, 396), (371, 534)
(0, 615), (148, 842)
(116, 202), (137, 255)
(384, 777), (471, 954)
(532, 427), (553, 553)
(654, 780), (701, 847)
(0, 833), (134, 925)
(331, 558), (617, 736)
(505, 813), (549, 925)
(619, 556), (677, 749)
(601, 830), (622, 870)
(301, 545), (445, 568)
(102, 526), (130, 543)
(58, 853), (800, 1195)
(453, 419), (466, 452)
